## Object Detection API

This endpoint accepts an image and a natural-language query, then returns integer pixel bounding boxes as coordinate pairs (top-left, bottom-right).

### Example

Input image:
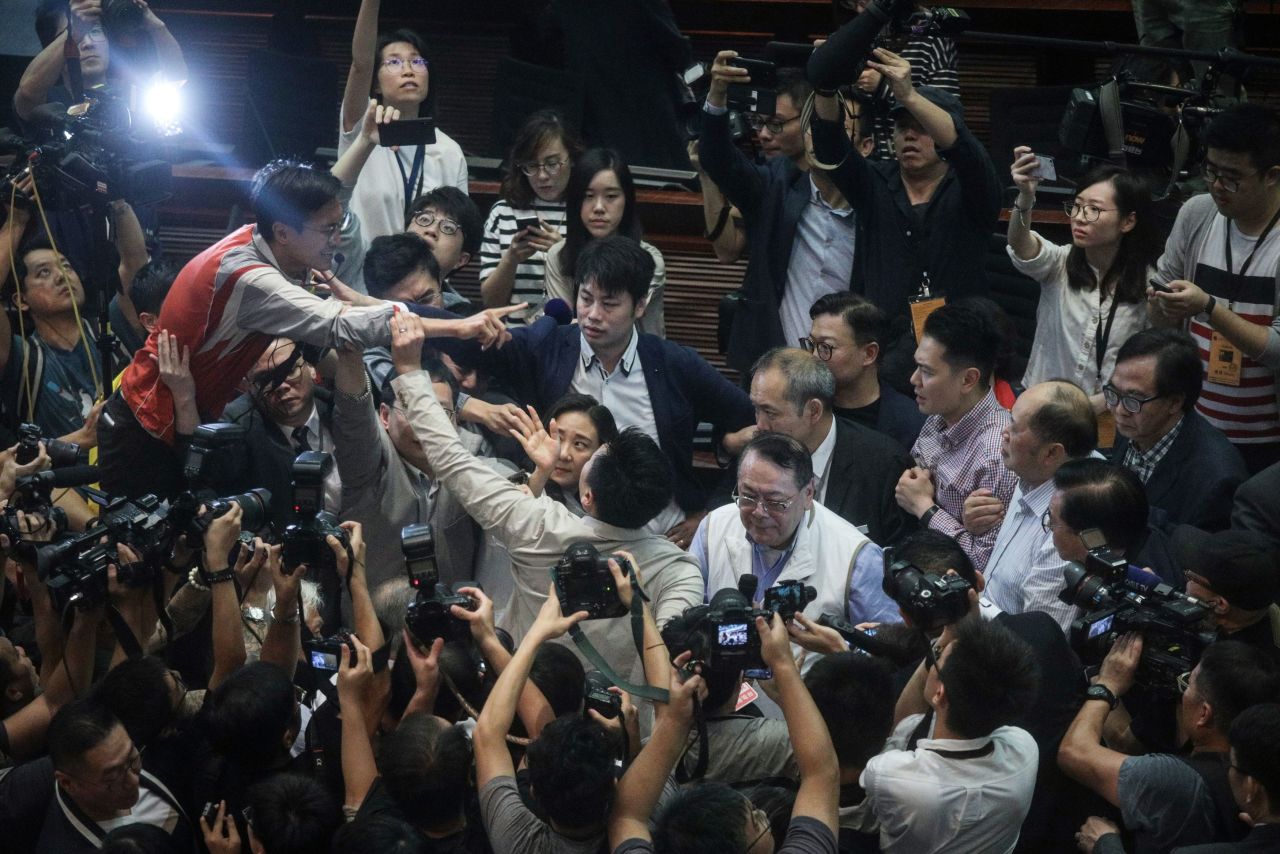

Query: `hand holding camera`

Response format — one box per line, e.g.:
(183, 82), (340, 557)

(358, 97), (402, 148)
(707, 50), (751, 109)
(1009, 145), (1044, 203)
(787, 612), (849, 656)
(865, 47), (915, 104)
(532, 581), (590, 642)
(402, 627), (445, 689)
(756, 612), (796, 673)
(337, 631), (373, 701)
(201, 501), (243, 568)
(1, 440), (50, 501)
(198, 800), (241, 854)
(607, 551), (642, 610)
(662, 650), (708, 725)
(329, 520), (365, 583)
(451, 585), (497, 645)
(1096, 631), (1143, 698)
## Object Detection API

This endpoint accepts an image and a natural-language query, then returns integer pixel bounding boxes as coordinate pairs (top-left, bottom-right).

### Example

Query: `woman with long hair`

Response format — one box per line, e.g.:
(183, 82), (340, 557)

(1008, 150), (1159, 409)
(543, 148), (667, 337)
(479, 110), (583, 321)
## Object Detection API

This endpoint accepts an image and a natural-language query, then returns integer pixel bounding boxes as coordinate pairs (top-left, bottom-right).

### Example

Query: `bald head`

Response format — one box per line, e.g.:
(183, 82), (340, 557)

(1004, 381), (1097, 485)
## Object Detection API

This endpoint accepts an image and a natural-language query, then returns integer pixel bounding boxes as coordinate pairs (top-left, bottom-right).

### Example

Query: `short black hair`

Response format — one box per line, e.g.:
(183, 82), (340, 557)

(809, 291), (887, 349)
(546, 393), (619, 445)
(1194, 641), (1280, 735)
(48, 697), (121, 773)
(525, 716), (616, 829)
(530, 643), (587, 718)
(1205, 103), (1280, 173)
(751, 347), (835, 412)
(804, 653), (895, 770)
(250, 160), (341, 238)
(921, 301), (1001, 387)
(662, 610), (741, 710)
(129, 259), (176, 317)
(939, 616), (1040, 739)
(91, 656), (174, 750)
(245, 772), (342, 854)
(377, 713), (473, 830)
(585, 427), (673, 529)
(740, 431), (814, 493)
(573, 235), (654, 307)
(1025, 380), (1098, 459)
(333, 814), (430, 854)
(1229, 702), (1280, 805)
(407, 187), (483, 259)
(206, 662), (297, 771)
(654, 781), (750, 853)
(364, 232), (441, 300)
(774, 67), (813, 109)
(10, 235), (58, 295)
(894, 529), (976, 587)
(371, 28), (432, 110)
(1114, 327), (1202, 413)
(1053, 458), (1149, 554)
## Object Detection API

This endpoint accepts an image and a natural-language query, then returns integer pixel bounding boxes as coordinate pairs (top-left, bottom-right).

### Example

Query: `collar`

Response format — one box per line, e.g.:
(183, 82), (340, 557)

(56, 769), (186, 846)
(276, 403), (321, 444)
(809, 174), (853, 218)
(811, 418), (838, 482)
(1014, 478), (1055, 517)
(1131, 415), (1185, 460)
(251, 227), (305, 285)
(579, 327), (640, 377)
(915, 732), (996, 758)
(936, 390), (1000, 450)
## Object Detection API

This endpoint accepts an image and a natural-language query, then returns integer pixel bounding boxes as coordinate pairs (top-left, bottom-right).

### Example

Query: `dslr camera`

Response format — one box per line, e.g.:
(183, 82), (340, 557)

(882, 547), (971, 632)
(401, 523), (478, 646)
(553, 542), (635, 620)
(1060, 531), (1214, 696)
(183, 423), (251, 495)
(304, 629), (356, 672)
(683, 575), (816, 678)
(584, 670), (621, 720)
(281, 452), (349, 573)
(16, 423), (86, 468)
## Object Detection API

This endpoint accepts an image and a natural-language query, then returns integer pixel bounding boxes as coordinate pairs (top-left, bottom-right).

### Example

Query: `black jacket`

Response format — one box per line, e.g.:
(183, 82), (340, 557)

(824, 416), (915, 547)
(1232, 460), (1280, 545)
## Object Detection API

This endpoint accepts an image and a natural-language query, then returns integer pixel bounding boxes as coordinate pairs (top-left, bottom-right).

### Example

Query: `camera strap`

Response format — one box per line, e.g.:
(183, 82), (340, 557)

(673, 697), (709, 784)
(103, 603), (145, 660)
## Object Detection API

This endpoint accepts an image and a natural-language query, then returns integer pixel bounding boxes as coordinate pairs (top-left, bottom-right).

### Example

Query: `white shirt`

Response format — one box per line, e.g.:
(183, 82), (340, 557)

(276, 404), (342, 514)
(862, 713), (1039, 854)
(337, 112), (468, 243)
(1008, 232), (1151, 395)
(811, 417), (839, 504)
(96, 786), (180, 835)
(780, 176), (856, 349)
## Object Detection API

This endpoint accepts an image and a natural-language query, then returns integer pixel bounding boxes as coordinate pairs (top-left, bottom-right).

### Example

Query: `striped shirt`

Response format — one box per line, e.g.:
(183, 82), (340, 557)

(479, 198), (568, 322)
(1155, 194), (1280, 445)
(980, 478), (1078, 631)
(868, 35), (960, 161)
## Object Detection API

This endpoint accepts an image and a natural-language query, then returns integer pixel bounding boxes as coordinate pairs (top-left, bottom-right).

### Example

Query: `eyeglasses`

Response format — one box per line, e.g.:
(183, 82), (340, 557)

(69, 745), (144, 790)
(1201, 162), (1259, 194)
(381, 57), (428, 72)
(1040, 509), (1070, 534)
(1102, 383), (1162, 414)
(798, 337), (835, 361)
(80, 26), (107, 44)
(731, 490), (799, 515)
(747, 114), (800, 135)
(411, 210), (461, 236)
(1062, 202), (1116, 223)
(519, 157), (567, 177)
(302, 210), (351, 241)
(744, 806), (772, 853)
(1176, 670), (1192, 694)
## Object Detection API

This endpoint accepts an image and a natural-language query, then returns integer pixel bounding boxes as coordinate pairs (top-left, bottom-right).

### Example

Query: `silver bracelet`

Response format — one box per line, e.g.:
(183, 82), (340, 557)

(271, 606), (301, 625)
(186, 567), (210, 592)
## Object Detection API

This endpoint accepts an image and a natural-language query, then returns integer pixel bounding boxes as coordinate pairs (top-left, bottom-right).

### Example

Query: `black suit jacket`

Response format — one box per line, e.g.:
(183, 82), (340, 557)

(824, 416), (914, 547)
(1175, 824), (1280, 853)
(1111, 413), (1248, 533)
(1232, 460), (1280, 545)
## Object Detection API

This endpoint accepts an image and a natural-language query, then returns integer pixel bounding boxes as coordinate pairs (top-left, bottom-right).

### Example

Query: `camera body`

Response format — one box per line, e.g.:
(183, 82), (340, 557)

(400, 523), (478, 645)
(584, 670), (621, 720)
(762, 579), (817, 620)
(304, 629), (356, 672)
(553, 542), (633, 620)
(1061, 539), (1214, 696)
(882, 547), (972, 632)
(281, 452), (348, 573)
(16, 423), (85, 468)
(184, 423), (251, 494)
(683, 575), (813, 677)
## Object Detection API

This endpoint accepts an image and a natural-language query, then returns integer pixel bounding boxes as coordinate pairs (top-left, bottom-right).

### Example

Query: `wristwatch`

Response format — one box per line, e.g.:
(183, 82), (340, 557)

(919, 504), (942, 527)
(1085, 683), (1119, 711)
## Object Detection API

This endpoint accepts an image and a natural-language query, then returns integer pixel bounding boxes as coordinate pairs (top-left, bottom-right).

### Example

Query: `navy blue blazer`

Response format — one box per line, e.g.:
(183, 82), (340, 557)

(435, 316), (755, 513)
(1111, 413), (1249, 533)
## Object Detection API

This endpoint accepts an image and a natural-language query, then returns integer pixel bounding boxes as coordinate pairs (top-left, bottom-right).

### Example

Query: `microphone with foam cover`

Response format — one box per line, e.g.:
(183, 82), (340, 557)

(543, 298), (574, 325)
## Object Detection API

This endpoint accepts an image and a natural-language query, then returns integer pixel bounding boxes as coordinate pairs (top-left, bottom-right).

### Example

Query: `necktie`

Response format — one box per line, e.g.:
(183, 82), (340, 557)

(291, 425), (312, 453)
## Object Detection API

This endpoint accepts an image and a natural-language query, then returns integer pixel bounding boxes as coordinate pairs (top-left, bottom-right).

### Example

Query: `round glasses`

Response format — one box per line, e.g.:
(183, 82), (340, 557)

(519, 158), (566, 177)
(1102, 383), (1161, 414)
(1201, 162), (1259, 194)
(381, 57), (428, 71)
(731, 490), (798, 515)
(411, 210), (461, 236)
(1062, 202), (1116, 223)
(798, 337), (834, 361)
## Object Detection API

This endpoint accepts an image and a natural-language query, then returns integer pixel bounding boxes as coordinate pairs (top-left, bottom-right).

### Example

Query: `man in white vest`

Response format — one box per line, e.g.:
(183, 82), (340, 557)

(690, 431), (901, 649)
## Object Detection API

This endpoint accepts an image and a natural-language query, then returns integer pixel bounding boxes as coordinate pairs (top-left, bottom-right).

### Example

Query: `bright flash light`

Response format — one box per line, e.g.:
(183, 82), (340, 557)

(142, 81), (183, 135)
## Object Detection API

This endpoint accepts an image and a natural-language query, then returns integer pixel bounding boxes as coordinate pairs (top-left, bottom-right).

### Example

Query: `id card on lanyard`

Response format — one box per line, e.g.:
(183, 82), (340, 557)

(910, 272), (944, 343)
(396, 145), (426, 222)
(1212, 208), (1280, 387)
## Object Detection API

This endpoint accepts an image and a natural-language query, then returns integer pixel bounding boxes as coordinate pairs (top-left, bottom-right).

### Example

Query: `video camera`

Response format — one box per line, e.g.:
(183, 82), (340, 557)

(401, 523), (477, 646)
(1059, 531), (1214, 696)
(882, 547), (972, 632)
(15, 423), (87, 468)
(281, 452), (349, 574)
(553, 542), (637, 620)
(682, 575), (816, 678)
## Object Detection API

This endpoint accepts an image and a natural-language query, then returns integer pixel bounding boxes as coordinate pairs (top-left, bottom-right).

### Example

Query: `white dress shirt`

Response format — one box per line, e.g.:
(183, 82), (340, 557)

(276, 405), (342, 514)
(810, 417), (839, 504)
(979, 478), (1078, 630)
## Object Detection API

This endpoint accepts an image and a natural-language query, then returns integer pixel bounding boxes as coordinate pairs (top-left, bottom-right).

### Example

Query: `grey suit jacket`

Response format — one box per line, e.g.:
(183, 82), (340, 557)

(1232, 461), (1280, 546)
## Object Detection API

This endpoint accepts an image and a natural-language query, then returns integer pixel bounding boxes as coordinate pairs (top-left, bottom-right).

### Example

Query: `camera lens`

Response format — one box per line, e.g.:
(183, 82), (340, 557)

(230, 488), (271, 532)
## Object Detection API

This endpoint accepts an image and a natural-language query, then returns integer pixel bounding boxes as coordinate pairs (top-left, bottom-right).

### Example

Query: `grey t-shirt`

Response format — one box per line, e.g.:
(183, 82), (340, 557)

(1118, 754), (1221, 853)
(479, 776), (606, 854)
(613, 816), (837, 854)
(676, 715), (797, 786)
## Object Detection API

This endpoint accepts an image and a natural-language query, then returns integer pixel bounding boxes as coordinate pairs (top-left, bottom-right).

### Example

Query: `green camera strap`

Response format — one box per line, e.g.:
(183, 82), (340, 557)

(555, 564), (670, 704)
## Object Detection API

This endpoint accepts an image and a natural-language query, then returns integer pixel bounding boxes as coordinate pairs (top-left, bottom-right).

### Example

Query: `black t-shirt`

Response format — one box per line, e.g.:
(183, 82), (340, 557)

(358, 777), (493, 854)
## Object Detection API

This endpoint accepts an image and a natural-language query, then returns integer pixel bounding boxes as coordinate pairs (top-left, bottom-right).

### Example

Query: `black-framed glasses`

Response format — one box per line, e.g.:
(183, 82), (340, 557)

(302, 210), (351, 241)
(381, 57), (428, 71)
(1201, 162), (1258, 194)
(1063, 202), (1116, 223)
(1102, 383), (1161, 414)
(747, 113), (800, 134)
(411, 210), (461, 236)
(519, 157), (566, 177)
(731, 490), (798, 515)
(799, 337), (834, 361)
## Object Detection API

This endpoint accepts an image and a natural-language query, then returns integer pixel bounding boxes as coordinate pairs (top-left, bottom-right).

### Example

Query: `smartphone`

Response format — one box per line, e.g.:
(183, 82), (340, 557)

(1148, 278), (1174, 294)
(728, 57), (777, 88)
(379, 117), (437, 147)
(1033, 154), (1057, 182)
(514, 214), (542, 235)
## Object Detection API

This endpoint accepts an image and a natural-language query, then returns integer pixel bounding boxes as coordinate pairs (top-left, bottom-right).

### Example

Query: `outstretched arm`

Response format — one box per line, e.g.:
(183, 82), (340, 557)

(341, 0), (382, 134)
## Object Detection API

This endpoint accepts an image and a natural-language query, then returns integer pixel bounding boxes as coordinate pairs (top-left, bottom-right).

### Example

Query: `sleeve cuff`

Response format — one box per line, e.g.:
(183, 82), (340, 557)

(703, 101), (729, 116)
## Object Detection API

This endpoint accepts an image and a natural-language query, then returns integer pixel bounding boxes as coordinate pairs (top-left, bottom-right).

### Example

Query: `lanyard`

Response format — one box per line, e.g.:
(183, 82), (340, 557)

(1095, 283), (1123, 383)
(395, 145), (426, 221)
(1224, 204), (1280, 279)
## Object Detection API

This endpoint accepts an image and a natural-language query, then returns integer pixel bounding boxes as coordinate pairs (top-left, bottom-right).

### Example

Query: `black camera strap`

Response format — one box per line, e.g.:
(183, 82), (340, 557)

(673, 697), (709, 784)
(554, 564), (670, 704)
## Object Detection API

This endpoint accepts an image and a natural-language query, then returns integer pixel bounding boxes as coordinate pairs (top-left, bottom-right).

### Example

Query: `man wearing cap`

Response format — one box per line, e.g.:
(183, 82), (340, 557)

(808, 48), (1002, 392)
(1174, 527), (1280, 659)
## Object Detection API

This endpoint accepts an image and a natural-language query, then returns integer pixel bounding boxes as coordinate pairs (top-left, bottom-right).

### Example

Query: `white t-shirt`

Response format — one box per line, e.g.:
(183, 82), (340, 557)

(96, 787), (181, 835)
(337, 110), (468, 243)
(1008, 232), (1151, 395)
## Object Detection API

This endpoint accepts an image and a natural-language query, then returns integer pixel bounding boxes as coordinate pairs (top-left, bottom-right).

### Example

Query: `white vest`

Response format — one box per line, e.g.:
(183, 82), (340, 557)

(703, 500), (873, 632)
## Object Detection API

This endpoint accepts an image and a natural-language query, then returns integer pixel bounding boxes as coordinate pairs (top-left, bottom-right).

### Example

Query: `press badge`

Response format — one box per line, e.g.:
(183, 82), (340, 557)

(910, 295), (945, 343)
(1207, 332), (1242, 386)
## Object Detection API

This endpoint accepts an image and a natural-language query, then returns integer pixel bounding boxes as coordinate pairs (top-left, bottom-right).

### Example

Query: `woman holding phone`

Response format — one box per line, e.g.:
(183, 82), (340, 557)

(479, 110), (582, 322)
(543, 148), (667, 337)
(1007, 147), (1158, 410)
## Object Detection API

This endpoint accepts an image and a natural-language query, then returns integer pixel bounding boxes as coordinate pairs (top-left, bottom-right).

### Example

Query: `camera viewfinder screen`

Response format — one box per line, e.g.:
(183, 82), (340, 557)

(310, 650), (339, 671)
(717, 623), (748, 648)
(1088, 615), (1114, 640)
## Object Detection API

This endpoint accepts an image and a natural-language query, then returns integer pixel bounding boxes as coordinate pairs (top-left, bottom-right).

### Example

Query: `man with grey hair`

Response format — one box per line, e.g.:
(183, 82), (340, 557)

(744, 347), (914, 546)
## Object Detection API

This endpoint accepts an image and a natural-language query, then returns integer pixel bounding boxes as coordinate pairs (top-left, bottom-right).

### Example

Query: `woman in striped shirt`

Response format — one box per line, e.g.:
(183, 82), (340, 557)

(479, 110), (583, 321)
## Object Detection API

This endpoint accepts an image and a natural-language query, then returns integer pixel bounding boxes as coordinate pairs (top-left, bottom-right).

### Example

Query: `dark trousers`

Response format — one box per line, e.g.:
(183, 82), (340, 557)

(98, 392), (187, 499)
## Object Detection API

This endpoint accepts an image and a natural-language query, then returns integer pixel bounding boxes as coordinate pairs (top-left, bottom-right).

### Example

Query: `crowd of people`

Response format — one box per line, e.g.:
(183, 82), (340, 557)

(2, 0), (1280, 852)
